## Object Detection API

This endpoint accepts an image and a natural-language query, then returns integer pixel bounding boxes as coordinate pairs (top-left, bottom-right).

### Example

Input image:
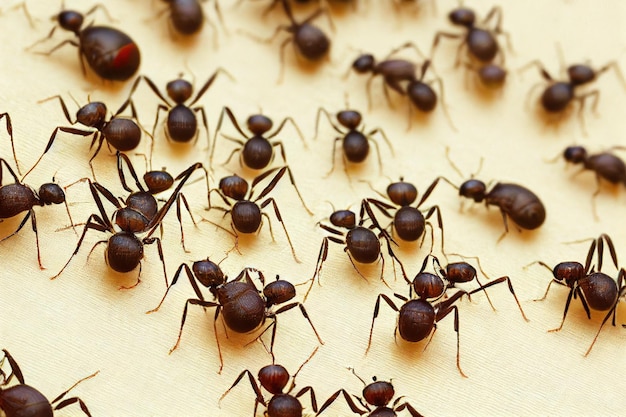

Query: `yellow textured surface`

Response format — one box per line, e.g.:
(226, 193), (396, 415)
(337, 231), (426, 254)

(0, 1), (625, 416)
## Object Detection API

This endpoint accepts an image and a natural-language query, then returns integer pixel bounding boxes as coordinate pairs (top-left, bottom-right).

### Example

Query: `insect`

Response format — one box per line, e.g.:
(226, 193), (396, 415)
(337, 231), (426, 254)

(219, 347), (319, 417)
(520, 59), (625, 132)
(529, 234), (624, 356)
(362, 177), (444, 251)
(50, 162), (207, 287)
(207, 167), (312, 262)
(25, 95), (145, 179)
(0, 116), (75, 270)
(432, 6), (508, 66)
(318, 369), (424, 416)
(119, 70), (229, 153)
(561, 145), (626, 216)
(29, 5), (140, 81)
(305, 200), (407, 299)
(0, 349), (98, 417)
(313, 107), (393, 177)
(157, 0), (218, 35)
(170, 268), (323, 372)
(211, 106), (306, 170)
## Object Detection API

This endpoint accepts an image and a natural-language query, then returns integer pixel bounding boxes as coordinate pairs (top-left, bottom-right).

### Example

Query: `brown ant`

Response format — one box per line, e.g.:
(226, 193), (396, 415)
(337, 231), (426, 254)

(50, 162), (207, 287)
(432, 6), (509, 66)
(318, 369), (424, 416)
(219, 347), (319, 416)
(314, 107), (393, 177)
(207, 167), (312, 263)
(156, 0), (224, 36)
(28, 5), (140, 81)
(304, 200), (407, 300)
(210, 106), (306, 171)
(528, 234), (624, 356)
(25, 95), (147, 180)
(0, 349), (98, 417)
(169, 268), (323, 373)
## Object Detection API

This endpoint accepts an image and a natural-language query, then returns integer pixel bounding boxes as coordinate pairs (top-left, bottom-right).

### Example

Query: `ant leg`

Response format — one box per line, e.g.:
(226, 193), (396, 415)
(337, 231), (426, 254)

(313, 107), (344, 140)
(496, 209), (510, 243)
(176, 193), (196, 252)
(368, 127), (394, 157)
(260, 197), (300, 263)
(210, 106), (248, 165)
(324, 137), (342, 177)
(434, 291), (467, 378)
(317, 389), (367, 415)
(302, 237), (332, 302)
(51, 371), (100, 417)
(193, 106), (210, 149)
(218, 369), (266, 408)
(366, 293), (400, 355)
(0, 113), (21, 175)
(169, 298), (221, 357)
(34, 39), (80, 56)
(147, 263), (204, 313)
(142, 236), (168, 288)
(1, 349), (25, 384)
(468, 276), (529, 321)
(547, 288), (580, 332)
(396, 402), (425, 417)
(428, 76), (457, 131)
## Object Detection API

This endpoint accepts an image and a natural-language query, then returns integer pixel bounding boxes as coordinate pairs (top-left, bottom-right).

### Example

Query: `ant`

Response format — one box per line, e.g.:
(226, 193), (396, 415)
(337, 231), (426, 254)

(0, 115), (75, 270)
(25, 95), (146, 180)
(560, 145), (626, 216)
(170, 268), (323, 373)
(432, 6), (509, 66)
(210, 106), (306, 170)
(361, 177), (444, 252)
(119, 69), (230, 154)
(528, 234), (624, 356)
(28, 5), (140, 81)
(207, 167), (312, 263)
(432, 150), (546, 240)
(318, 369), (424, 416)
(304, 200), (407, 299)
(0, 349), (98, 417)
(50, 162), (207, 288)
(219, 347), (319, 416)
(520, 58), (625, 133)
(314, 107), (393, 177)
(157, 0), (224, 36)
(263, 0), (331, 81)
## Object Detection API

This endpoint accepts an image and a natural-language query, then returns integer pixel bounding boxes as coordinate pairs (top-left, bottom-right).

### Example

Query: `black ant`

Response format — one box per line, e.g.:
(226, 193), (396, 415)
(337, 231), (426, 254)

(211, 106), (306, 171)
(528, 234), (624, 356)
(157, 0), (224, 36)
(207, 167), (312, 263)
(313, 107), (393, 177)
(50, 162), (207, 288)
(169, 268), (323, 373)
(218, 347), (319, 416)
(0, 349), (98, 417)
(28, 5), (140, 81)
(318, 369), (424, 416)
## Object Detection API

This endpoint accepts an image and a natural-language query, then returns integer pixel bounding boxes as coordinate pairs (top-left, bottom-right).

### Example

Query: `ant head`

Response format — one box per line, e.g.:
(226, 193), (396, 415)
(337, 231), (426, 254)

(445, 262), (476, 283)
(219, 175), (249, 200)
(567, 64), (596, 86)
(330, 209), (356, 229)
(258, 364), (290, 395)
(76, 102), (107, 128)
(263, 277), (296, 307)
(192, 259), (225, 288)
(553, 262), (586, 286)
(387, 179), (418, 206)
(143, 170), (174, 194)
(352, 54), (375, 73)
(57, 10), (84, 34)
(459, 179), (487, 202)
(38, 183), (65, 205)
(563, 146), (587, 164)
(412, 272), (445, 299)
(247, 115), (273, 135)
(478, 64), (507, 89)
(449, 7), (475, 28)
(336, 110), (361, 130)
(166, 79), (193, 104)
(363, 379), (394, 407)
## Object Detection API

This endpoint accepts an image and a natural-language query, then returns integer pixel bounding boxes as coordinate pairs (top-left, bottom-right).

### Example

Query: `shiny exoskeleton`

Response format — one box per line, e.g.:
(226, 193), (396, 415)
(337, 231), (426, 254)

(0, 349), (97, 417)
(33, 6), (140, 80)
(27, 96), (144, 179)
(170, 269), (323, 372)
(219, 348), (319, 416)
(277, 0), (330, 61)
(50, 163), (207, 287)
(318, 371), (424, 416)
(162, 0), (204, 34)
(208, 167), (312, 262)
(531, 234), (624, 356)
(211, 106), (305, 170)
(314, 108), (393, 176)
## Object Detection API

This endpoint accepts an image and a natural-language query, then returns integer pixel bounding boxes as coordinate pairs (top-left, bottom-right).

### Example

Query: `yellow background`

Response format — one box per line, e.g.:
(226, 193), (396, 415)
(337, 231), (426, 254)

(0, 0), (625, 416)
